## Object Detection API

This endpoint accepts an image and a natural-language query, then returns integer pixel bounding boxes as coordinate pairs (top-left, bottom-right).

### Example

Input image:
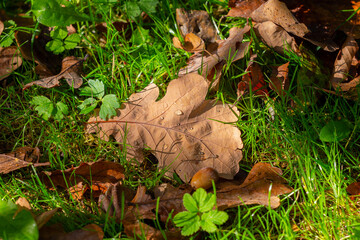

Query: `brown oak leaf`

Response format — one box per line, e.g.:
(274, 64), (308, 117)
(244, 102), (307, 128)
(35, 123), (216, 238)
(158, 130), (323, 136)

(23, 56), (85, 90)
(0, 46), (22, 81)
(87, 73), (243, 182)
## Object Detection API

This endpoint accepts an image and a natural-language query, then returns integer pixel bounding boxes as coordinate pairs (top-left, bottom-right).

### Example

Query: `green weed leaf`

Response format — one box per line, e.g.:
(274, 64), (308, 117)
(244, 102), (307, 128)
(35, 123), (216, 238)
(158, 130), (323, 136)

(46, 39), (65, 55)
(173, 211), (197, 227)
(202, 210), (228, 225)
(180, 216), (201, 236)
(200, 218), (217, 233)
(50, 27), (67, 40)
(138, 0), (159, 14)
(0, 200), (38, 240)
(99, 94), (120, 120)
(125, 1), (141, 19)
(319, 119), (353, 142)
(32, 0), (90, 27)
(183, 193), (198, 212)
(79, 97), (98, 115)
(30, 96), (54, 120)
(80, 80), (105, 99)
(53, 101), (69, 120)
(64, 33), (80, 50)
(0, 20), (16, 47)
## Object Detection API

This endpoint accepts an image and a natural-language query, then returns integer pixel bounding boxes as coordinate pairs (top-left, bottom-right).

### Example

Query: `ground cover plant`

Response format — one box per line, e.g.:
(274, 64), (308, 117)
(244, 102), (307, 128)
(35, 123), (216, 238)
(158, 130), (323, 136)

(1, 0), (360, 239)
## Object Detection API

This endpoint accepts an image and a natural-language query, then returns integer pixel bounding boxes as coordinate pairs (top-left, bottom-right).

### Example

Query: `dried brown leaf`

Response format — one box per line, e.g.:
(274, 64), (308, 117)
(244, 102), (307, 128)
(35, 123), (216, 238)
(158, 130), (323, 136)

(331, 35), (359, 92)
(36, 208), (60, 229)
(39, 223), (103, 240)
(0, 147), (49, 174)
(0, 21), (4, 35)
(178, 26), (250, 89)
(269, 62), (290, 96)
(250, 0), (309, 37)
(176, 8), (219, 43)
(87, 73), (243, 182)
(253, 21), (300, 56)
(42, 161), (125, 199)
(23, 56), (85, 90)
(228, 0), (265, 18)
(0, 46), (22, 81)
(173, 33), (205, 53)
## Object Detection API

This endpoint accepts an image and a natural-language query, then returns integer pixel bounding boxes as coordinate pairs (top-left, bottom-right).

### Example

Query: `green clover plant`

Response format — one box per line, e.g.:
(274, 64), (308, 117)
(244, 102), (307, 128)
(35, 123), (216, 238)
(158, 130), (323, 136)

(30, 96), (68, 120)
(124, 0), (159, 20)
(173, 188), (228, 236)
(46, 27), (80, 54)
(78, 79), (120, 120)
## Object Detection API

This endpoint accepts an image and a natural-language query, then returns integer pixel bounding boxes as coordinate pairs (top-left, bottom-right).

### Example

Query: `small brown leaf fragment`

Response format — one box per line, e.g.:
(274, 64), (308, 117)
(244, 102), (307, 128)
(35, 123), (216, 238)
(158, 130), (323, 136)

(250, 0), (309, 37)
(42, 161), (125, 199)
(0, 147), (48, 174)
(331, 35), (359, 91)
(0, 46), (22, 81)
(228, 0), (265, 18)
(179, 26), (250, 89)
(269, 62), (290, 96)
(253, 21), (300, 56)
(36, 208), (60, 229)
(347, 182), (360, 197)
(39, 223), (103, 240)
(23, 56), (85, 90)
(176, 8), (219, 43)
(0, 21), (4, 35)
(238, 55), (268, 97)
(87, 73), (243, 182)
(15, 197), (32, 211)
(216, 163), (293, 209)
(173, 33), (205, 53)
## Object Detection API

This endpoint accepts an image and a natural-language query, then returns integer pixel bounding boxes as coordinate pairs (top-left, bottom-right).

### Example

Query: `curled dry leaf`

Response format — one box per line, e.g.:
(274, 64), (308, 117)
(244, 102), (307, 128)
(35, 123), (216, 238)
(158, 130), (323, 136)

(23, 56), (86, 90)
(250, 0), (309, 38)
(253, 21), (299, 56)
(228, 0), (265, 18)
(178, 26), (251, 89)
(347, 182), (360, 200)
(0, 20), (4, 35)
(269, 62), (290, 96)
(331, 35), (359, 94)
(176, 8), (219, 43)
(39, 223), (104, 240)
(173, 33), (205, 53)
(41, 161), (125, 200)
(0, 147), (49, 174)
(87, 73), (243, 182)
(0, 46), (22, 81)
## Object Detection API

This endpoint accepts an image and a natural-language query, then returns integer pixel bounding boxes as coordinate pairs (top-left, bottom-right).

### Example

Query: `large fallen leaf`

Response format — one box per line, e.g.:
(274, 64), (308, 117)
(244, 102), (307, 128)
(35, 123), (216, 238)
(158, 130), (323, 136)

(250, 0), (309, 37)
(228, 0), (265, 18)
(178, 26), (250, 89)
(23, 56), (85, 90)
(0, 46), (22, 81)
(41, 161), (125, 199)
(331, 35), (359, 93)
(87, 73), (243, 182)
(253, 21), (300, 56)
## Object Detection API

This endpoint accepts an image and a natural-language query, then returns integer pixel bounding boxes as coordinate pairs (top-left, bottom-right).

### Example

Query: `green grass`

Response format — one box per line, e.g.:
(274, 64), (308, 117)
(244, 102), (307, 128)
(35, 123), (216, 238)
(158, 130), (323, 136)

(1, 0), (360, 239)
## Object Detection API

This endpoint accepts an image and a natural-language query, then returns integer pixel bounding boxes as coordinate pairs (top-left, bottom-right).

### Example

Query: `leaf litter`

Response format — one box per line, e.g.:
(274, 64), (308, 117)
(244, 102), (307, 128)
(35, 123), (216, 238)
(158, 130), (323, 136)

(87, 73), (243, 182)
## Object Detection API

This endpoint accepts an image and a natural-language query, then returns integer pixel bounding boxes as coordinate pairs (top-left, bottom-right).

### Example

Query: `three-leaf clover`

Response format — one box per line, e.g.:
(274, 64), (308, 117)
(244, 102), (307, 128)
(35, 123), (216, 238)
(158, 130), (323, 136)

(46, 27), (80, 54)
(79, 79), (120, 120)
(30, 96), (68, 120)
(173, 188), (228, 236)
